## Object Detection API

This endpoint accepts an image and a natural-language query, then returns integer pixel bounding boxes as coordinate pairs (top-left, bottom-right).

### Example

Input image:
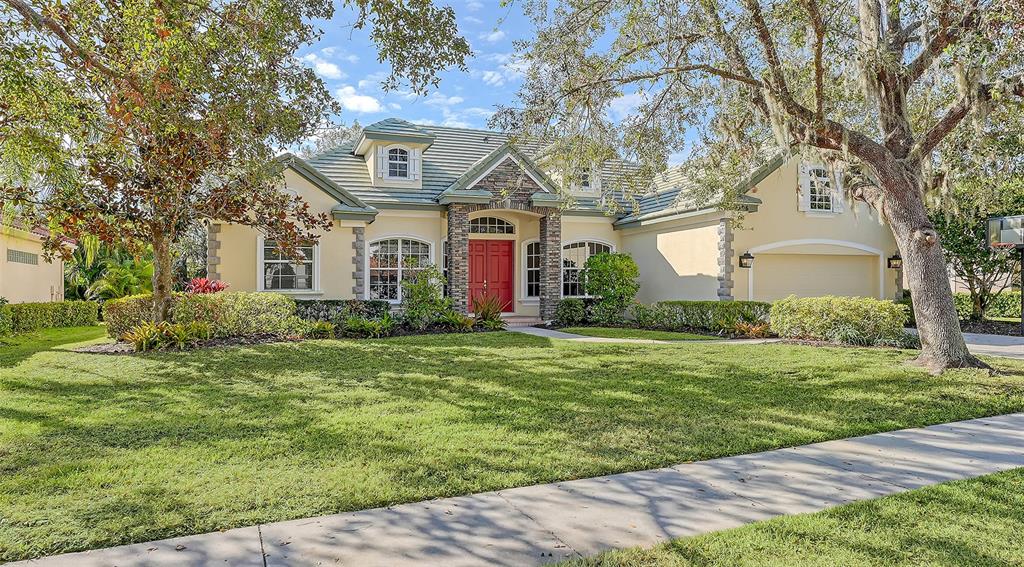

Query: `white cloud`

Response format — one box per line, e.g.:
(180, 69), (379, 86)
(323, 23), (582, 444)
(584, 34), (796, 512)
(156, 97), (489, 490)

(423, 92), (465, 107)
(388, 102), (402, 110)
(480, 29), (506, 43)
(358, 71), (389, 90)
(299, 53), (345, 80)
(466, 1), (483, 11)
(472, 52), (527, 87)
(343, 54), (359, 64)
(480, 70), (505, 86)
(608, 92), (648, 121)
(463, 15), (483, 24)
(336, 86), (383, 113)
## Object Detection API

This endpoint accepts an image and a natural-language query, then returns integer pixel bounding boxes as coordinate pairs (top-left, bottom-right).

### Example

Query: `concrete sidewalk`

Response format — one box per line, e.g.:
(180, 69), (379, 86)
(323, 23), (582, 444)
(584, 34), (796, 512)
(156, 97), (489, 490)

(18, 413), (1024, 567)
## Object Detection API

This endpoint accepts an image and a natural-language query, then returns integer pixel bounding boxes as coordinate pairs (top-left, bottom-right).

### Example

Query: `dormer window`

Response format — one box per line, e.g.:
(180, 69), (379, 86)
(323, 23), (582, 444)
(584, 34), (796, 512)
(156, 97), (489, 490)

(376, 144), (421, 181)
(580, 172), (590, 189)
(388, 147), (409, 179)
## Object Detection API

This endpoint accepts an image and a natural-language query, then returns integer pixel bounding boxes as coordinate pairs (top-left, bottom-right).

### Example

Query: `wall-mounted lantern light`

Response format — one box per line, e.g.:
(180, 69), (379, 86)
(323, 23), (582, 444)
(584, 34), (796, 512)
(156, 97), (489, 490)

(739, 252), (755, 269)
(887, 254), (903, 270)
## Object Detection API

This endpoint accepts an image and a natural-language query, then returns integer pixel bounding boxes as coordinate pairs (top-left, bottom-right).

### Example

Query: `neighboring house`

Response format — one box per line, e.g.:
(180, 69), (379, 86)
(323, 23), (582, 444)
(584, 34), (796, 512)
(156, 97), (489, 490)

(209, 119), (901, 320)
(1, 225), (65, 303)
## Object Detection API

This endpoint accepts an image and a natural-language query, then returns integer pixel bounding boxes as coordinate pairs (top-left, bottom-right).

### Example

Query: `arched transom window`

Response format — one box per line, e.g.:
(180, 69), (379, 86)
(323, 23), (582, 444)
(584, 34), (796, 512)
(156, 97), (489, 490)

(562, 241), (613, 297)
(387, 147), (410, 178)
(368, 238), (432, 301)
(469, 217), (515, 234)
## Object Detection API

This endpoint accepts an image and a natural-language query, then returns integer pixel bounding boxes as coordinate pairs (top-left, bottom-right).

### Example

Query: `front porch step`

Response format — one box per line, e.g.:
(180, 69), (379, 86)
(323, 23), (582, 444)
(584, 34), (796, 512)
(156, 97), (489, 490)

(501, 315), (543, 327)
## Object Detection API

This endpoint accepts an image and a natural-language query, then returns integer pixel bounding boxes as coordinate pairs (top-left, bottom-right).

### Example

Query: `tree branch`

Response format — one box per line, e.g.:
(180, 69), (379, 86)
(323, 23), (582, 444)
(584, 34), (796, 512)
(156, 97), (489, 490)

(904, 1), (980, 88)
(803, 0), (826, 121)
(913, 75), (1024, 158)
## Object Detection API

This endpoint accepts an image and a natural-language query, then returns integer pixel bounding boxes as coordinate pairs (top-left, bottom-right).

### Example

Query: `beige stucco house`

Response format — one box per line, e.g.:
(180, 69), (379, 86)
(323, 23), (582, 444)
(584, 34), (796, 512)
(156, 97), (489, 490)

(1, 225), (65, 303)
(209, 119), (901, 320)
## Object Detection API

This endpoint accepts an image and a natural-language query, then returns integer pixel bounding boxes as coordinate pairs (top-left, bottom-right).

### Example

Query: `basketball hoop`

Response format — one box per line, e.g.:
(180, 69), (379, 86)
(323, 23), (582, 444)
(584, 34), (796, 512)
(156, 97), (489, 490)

(991, 242), (1017, 251)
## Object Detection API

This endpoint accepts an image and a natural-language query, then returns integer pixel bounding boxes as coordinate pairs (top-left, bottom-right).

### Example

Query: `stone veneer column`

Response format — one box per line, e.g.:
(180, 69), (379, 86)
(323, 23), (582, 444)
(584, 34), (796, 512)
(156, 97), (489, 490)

(206, 223), (222, 280)
(539, 209), (562, 321)
(447, 205), (470, 314)
(351, 226), (365, 297)
(716, 218), (734, 300)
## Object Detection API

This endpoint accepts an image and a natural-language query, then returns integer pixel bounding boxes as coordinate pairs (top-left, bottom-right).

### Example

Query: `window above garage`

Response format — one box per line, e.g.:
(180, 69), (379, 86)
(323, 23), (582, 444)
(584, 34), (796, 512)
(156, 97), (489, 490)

(798, 164), (844, 215)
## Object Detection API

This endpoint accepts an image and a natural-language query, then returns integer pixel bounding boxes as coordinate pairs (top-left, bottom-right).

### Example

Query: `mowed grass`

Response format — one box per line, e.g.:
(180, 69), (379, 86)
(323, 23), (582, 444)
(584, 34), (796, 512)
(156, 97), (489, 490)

(2, 327), (1024, 561)
(559, 327), (715, 341)
(564, 468), (1024, 566)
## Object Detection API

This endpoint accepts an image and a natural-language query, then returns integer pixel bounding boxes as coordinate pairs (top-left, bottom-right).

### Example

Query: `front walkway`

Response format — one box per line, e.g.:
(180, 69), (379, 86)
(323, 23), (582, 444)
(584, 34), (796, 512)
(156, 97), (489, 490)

(19, 413), (1024, 567)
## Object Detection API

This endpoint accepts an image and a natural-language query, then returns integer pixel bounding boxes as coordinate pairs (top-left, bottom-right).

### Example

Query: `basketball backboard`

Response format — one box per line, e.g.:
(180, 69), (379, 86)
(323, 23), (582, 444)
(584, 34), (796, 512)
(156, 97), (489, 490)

(987, 214), (1024, 250)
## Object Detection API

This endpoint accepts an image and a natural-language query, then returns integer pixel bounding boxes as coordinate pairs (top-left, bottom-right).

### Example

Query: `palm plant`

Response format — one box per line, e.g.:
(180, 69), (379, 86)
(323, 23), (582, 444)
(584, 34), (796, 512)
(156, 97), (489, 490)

(86, 258), (154, 301)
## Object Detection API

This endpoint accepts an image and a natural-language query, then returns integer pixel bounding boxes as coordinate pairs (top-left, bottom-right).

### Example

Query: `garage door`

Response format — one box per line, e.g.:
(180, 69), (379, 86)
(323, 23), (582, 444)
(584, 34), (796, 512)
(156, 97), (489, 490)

(753, 253), (879, 301)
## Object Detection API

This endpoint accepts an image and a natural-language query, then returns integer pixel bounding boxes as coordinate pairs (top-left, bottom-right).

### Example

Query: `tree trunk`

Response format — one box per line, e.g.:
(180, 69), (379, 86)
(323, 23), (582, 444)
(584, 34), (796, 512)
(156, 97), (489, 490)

(879, 166), (988, 373)
(151, 229), (175, 323)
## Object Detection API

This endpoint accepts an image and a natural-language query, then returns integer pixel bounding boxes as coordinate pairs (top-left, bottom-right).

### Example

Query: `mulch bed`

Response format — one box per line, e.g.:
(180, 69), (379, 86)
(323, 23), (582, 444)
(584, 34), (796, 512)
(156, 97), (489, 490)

(958, 319), (1023, 337)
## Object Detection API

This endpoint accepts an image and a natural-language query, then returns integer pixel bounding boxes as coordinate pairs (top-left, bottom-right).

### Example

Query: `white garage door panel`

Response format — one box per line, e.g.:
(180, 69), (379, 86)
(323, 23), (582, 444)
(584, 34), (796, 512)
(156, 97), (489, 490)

(754, 254), (878, 301)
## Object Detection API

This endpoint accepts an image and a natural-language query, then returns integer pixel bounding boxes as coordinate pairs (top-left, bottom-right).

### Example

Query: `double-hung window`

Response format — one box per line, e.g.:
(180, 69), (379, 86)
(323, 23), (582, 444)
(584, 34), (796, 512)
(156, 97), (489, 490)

(262, 240), (315, 290)
(525, 241), (541, 298)
(799, 164), (844, 214)
(388, 147), (409, 179)
(562, 241), (612, 297)
(368, 238), (432, 301)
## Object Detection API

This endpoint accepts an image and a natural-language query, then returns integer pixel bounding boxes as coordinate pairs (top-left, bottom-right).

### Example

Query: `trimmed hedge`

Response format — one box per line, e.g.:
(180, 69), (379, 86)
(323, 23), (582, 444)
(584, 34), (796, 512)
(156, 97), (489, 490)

(0, 301), (99, 335)
(770, 295), (912, 347)
(173, 292), (298, 338)
(987, 290), (1021, 319)
(634, 300), (772, 333)
(295, 299), (391, 322)
(104, 294), (166, 339)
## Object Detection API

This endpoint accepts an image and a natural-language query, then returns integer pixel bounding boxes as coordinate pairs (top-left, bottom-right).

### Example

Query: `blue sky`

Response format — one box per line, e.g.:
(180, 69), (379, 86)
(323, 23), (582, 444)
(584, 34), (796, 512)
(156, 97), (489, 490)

(300, 0), (533, 131)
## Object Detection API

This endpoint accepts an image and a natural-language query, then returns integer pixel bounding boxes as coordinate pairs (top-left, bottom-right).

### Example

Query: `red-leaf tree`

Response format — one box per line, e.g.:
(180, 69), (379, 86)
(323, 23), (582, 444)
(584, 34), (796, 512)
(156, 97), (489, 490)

(1, 0), (469, 321)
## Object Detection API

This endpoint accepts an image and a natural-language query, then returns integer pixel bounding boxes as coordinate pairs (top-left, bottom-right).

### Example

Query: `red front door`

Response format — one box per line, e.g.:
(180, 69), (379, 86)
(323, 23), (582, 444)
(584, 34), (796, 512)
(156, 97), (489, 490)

(468, 240), (514, 312)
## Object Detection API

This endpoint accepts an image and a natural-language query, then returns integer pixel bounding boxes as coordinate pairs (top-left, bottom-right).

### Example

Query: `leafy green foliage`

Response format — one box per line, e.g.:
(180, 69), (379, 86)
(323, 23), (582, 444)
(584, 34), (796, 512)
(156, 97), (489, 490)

(295, 299), (391, 323)
(0, 301), (99, 335)
(125, 321), (212, 352)
(173, 292), (297, 338)
(770, 296), (911, 347)
(436, 310), (476, 333)
(400, 265), (451, 331)
(635, 301), (772, 334)
(931, 180), (1024, 320)
(582, 253), (640, 309)
(341, 313), (397, 338)
(304, 320), (336, 340)
(555, 298), (588, 326)
(471, 294), (507, 327)
(103, 294), (166, 339)
(987, 291), (1022, 319)
(588, 300), (625, 325)
(85, 257), (154, 301)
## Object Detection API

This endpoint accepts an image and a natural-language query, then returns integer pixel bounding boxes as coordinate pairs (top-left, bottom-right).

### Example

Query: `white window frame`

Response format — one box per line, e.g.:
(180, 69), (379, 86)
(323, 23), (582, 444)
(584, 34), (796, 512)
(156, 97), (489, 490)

(798, 163), (844, 216)
(256, 235), (321, 294)
(377, 144), (421, 181)
(561, 239), (615, 298)
(365, 235), (435, 303)
(521, 239), (541, 302)
(469, 216), (516, 234)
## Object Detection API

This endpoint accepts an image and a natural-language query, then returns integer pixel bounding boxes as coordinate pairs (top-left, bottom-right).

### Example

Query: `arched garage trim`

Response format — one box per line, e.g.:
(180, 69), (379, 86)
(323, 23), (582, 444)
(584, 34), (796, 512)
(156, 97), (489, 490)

(746, 238), (885, 300)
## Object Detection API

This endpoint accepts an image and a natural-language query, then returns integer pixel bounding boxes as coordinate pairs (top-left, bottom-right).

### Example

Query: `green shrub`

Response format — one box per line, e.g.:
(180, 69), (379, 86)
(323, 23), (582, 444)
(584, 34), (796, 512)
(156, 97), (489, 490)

(400, 265), (450, 331)
(0, 304), (13, 336)
(3, 301), (99, 335)
(342, 313), (396, 338)
(173, 292), (296, 338)
(987, 290), (1021, 318)
(554, 298), (587, 326)
(295, 299), (390, 322)
(304, 320), (336, 339)
(436, 309), (475, 332)
(653, 300), (772, 333)
(480, 318), (507, 332)
(582, 252), (640, 309)
(769, 295), (911, 346)
(104, 294), (161, 339)
(471, 294), (506, 326)
(589, 300), (625, 325)
(124, 321), (212, 352)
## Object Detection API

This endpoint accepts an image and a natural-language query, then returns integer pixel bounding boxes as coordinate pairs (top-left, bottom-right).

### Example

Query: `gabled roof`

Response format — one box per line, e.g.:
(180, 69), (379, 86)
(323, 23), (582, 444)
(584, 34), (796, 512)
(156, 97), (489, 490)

(277, 153), (378, 222)
(354, 118), (436, 155)
(437, 142), (560, 205)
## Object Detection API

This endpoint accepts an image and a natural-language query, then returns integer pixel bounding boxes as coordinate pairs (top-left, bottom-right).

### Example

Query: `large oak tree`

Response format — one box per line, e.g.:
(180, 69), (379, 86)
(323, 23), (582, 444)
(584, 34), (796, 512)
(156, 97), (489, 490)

(498, 0), (1024, 372)
(1, 0), (469, 320)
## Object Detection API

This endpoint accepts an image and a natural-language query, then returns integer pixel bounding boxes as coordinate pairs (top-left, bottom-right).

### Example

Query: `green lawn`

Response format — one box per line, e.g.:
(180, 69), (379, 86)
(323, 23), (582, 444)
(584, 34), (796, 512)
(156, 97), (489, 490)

(559, 327), (715, 341)
(2, 327), (1024, 561)
(563, 468), (1024, 566)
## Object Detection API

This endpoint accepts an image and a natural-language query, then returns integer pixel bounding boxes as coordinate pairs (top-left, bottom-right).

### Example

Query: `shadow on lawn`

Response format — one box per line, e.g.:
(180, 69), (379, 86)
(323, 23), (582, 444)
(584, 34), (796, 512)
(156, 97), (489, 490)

(0, 326), (107, 369)
(2, 332), (1023, 561)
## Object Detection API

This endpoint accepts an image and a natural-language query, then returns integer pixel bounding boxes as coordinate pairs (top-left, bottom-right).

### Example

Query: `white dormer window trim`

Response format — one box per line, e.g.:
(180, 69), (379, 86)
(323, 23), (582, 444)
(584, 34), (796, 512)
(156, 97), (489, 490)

(377, 144), (421, 181)
(798, 163), (844, 216)
(571, 165), (601, 194)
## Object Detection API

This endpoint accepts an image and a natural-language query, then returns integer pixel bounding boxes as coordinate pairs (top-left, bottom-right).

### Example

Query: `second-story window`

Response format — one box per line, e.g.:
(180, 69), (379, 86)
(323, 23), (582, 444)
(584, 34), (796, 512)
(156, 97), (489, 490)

(388, 147), (409, 179)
